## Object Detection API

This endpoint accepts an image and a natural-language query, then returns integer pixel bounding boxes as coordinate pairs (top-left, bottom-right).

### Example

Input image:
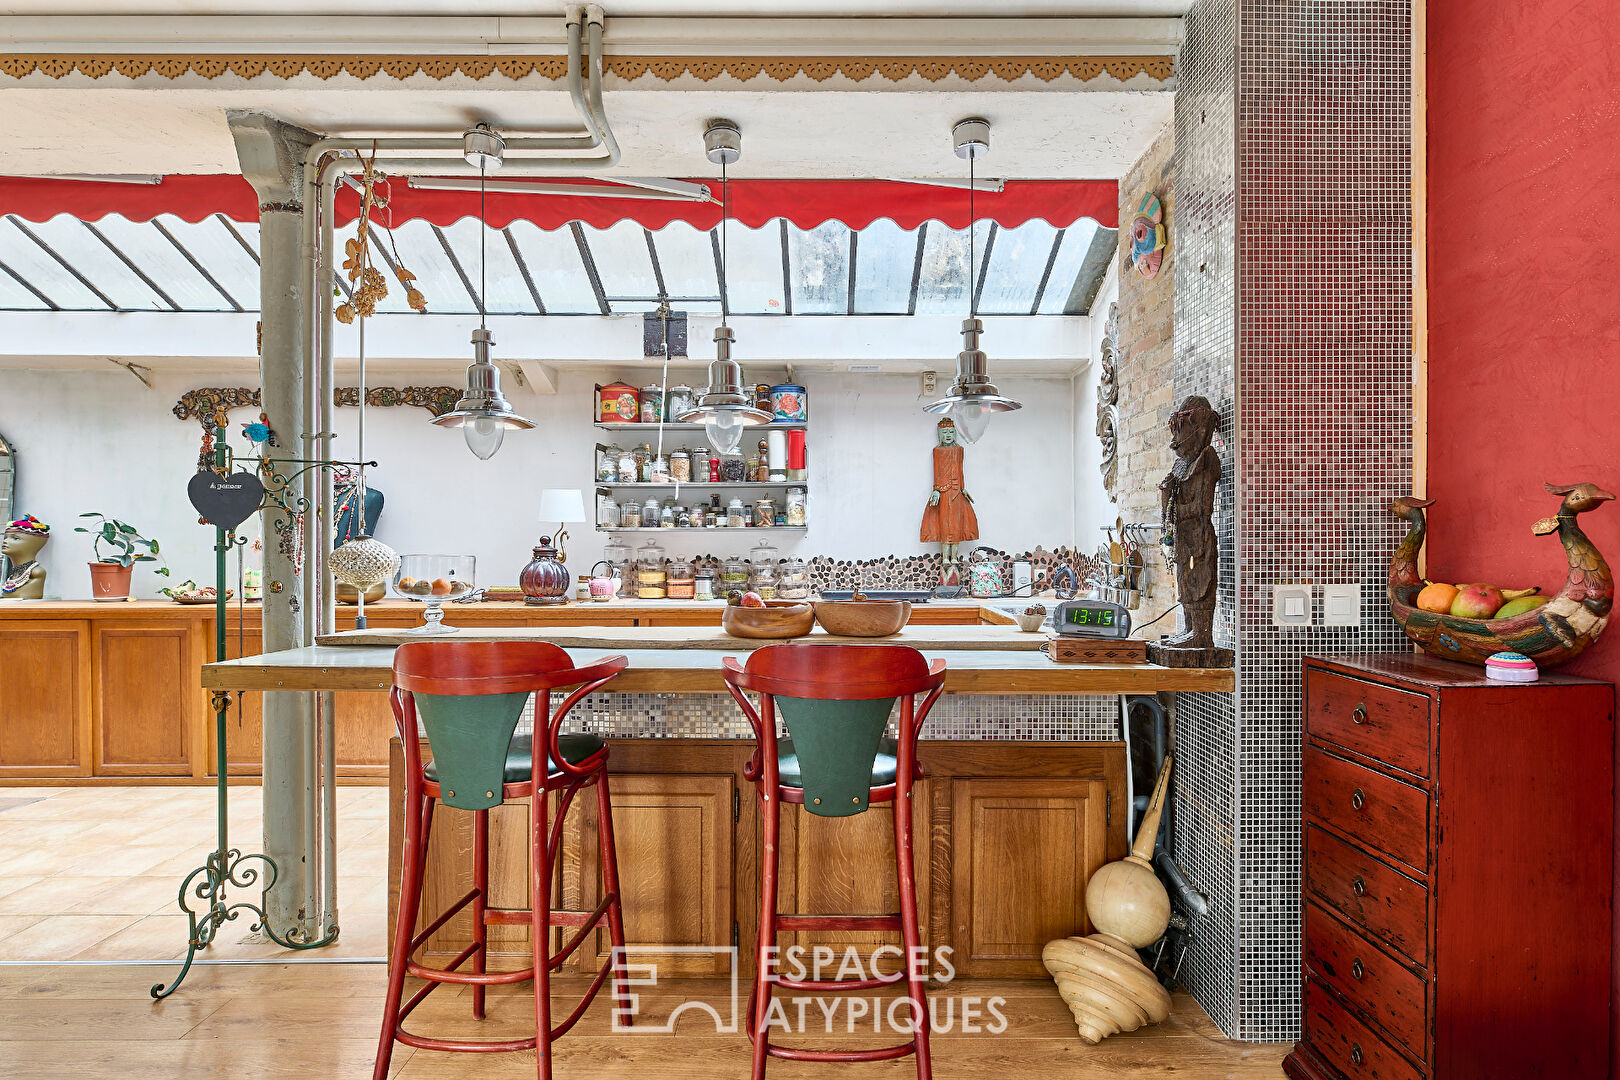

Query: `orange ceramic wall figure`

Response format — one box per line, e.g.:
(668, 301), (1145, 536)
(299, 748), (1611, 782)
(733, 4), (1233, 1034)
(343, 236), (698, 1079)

(921, 419), (978, 586)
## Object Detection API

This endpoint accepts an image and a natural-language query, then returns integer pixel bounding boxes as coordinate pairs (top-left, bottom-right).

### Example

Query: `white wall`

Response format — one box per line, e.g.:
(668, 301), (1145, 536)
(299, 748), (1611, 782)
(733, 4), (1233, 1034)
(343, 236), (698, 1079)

(1, 363), (1107, 599)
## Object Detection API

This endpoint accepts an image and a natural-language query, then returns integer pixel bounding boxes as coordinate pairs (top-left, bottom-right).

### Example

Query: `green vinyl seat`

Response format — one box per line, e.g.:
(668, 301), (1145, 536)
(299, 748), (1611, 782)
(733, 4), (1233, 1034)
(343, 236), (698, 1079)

(777, 736), (899, 791)
(424, 731), (605, 786)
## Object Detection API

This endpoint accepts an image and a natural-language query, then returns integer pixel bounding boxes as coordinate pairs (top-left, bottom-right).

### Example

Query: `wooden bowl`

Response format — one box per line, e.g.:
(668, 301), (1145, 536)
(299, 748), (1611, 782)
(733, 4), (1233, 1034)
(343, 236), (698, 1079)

(721, 601), (815, 639)
(811, 599), (912, 638)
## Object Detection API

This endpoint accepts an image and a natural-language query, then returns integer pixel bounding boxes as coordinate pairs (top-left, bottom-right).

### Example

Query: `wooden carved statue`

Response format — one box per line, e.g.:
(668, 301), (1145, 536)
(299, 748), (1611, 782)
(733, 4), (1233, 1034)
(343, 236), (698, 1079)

(2, 515), (49, 600)
(921, 418), (979, 591)
(1148, 396), (1232, 667)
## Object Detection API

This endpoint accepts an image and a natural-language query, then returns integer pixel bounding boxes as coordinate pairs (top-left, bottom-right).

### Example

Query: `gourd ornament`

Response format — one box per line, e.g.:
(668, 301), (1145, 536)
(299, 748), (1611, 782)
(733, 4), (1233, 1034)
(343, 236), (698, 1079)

(1043, 757), (1174, 1044)
(1388, 482), (1613, 667)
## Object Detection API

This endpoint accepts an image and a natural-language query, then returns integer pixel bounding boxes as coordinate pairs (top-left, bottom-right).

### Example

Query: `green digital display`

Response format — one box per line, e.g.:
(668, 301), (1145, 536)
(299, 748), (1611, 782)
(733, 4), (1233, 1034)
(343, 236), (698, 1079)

(1063, 605), (1116, 627)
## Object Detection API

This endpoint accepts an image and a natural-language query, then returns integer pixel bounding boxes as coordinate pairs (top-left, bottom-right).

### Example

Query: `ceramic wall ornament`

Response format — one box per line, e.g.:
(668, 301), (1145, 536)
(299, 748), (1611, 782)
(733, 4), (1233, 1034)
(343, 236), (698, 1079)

(1129, 192), (1166, 280)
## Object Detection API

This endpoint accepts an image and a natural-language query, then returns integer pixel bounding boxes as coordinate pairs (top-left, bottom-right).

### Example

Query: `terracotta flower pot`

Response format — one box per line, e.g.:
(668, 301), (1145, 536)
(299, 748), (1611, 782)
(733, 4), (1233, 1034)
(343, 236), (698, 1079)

(88, 561), (134, 602)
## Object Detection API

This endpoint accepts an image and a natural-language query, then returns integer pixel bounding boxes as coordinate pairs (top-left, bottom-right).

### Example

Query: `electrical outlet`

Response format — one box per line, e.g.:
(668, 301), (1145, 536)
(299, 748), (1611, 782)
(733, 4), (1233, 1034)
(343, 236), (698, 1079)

(921, 370), (937, 396)
(1323, 584), (1361, 627)
(1272, 584), (1313, 628)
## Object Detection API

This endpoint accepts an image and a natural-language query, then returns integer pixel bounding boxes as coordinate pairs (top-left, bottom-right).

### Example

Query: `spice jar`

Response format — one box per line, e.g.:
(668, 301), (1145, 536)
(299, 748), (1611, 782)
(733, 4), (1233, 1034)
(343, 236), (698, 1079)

(640, 384), (664, 423)
(667, 556), (696, 600)
(778, 554), (810, 600)
(617, 446), (638, 483)
(785, 487), (807, 526)
(720, 555), (751, 594)
(670, 448), (691, 482)
(635, 540), (668, 599)
(575, 575), (592, 602)
(694, 569), (716, 601)
(753, 497), (776, 528)
(754, 384), (773, 412)
(749, 539), (780, 600)
(727, 497), (747, 529)
(598, 444), (621, 483)
(620, 500), (641, 528)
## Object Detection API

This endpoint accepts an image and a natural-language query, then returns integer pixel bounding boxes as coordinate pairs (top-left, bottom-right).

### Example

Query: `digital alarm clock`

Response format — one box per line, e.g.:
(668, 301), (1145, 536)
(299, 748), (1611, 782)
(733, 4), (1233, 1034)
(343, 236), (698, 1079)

(1050, 599), (1132, 639)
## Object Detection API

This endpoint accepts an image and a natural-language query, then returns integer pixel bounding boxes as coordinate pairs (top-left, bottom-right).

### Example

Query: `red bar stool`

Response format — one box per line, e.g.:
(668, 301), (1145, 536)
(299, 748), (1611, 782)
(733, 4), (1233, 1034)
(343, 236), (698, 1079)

(723, 643), (947, 1080)
(375, 641), (632, 1080)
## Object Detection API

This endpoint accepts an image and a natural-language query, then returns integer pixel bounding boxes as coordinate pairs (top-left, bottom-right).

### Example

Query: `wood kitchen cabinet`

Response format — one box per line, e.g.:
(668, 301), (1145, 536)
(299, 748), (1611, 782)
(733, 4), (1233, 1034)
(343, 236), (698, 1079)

(0, 620), (91, 777)
(1284, 654), (1614, 1080)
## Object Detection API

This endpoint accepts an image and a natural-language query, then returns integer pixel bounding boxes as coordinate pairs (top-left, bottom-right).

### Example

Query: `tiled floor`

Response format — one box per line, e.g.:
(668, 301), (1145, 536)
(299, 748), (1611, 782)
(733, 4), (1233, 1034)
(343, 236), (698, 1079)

(0, 785), (389, 963)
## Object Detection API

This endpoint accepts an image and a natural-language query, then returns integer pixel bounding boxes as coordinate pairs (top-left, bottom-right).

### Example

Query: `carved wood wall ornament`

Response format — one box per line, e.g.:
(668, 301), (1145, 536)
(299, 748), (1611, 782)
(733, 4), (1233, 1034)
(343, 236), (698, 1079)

(0, 54), (1173, 85)
(1096, 303), (1120, 503)
(175, 385), (459, 467)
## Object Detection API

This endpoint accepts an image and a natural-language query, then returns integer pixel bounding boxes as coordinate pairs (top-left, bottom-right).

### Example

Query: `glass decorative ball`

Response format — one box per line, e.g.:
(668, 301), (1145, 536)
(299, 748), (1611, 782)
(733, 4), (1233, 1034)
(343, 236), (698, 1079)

(331, 535), (400, 589)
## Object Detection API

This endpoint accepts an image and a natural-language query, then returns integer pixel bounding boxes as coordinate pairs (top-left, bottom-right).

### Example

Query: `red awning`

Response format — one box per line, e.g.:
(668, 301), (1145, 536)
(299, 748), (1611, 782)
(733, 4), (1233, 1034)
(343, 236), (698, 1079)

(0, 174), (1117, 231)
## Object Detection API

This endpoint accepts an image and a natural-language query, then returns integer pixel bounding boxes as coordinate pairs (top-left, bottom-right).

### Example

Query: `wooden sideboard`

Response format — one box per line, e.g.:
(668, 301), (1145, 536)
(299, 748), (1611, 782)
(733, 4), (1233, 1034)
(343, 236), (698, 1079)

(0, 600), (1004, 784)
(1284, 654), (1614, 1080)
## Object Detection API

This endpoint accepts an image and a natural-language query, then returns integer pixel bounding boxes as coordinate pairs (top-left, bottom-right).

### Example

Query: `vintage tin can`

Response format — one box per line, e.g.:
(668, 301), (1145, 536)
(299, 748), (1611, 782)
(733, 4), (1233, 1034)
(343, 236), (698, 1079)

(597, 382), (640, 423)
(770, 384), (808, 422)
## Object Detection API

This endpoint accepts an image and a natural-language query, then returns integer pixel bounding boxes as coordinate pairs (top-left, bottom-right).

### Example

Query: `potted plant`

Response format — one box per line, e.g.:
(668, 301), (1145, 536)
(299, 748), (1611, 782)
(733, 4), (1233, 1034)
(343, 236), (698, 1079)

(75, 514), (169, 601)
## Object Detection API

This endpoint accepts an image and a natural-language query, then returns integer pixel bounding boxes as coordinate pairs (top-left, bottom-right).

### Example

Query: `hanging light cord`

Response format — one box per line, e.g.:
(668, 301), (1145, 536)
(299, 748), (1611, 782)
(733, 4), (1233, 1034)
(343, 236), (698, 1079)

(968, 150), (976, 317)
(720, 156), (729, 324)
(479, 156), (487, 331)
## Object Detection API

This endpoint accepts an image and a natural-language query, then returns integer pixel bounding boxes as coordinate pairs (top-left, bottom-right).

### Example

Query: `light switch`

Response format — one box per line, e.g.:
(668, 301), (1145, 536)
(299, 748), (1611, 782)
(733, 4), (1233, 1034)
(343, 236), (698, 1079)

(1273, 584), (1313, 628)
(1323, 584), (1361, 627)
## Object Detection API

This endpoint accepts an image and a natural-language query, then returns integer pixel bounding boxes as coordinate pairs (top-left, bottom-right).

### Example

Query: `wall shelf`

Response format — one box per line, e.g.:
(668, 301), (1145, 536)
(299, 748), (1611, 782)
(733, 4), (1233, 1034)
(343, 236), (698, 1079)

(596, 482), (808, 491)
(594, 421), (806, 434)
(595, 527), (808, 534)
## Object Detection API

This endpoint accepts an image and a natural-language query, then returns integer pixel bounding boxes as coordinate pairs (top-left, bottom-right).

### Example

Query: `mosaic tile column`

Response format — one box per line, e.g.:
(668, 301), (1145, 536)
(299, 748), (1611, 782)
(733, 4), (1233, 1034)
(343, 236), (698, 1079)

(1171, 0), (1415, 1041)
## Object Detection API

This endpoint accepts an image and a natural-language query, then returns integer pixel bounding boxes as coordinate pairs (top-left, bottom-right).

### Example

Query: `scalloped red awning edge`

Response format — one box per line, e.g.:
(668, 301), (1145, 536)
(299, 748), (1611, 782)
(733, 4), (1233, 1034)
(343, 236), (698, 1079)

(0, 175), (1119, 231)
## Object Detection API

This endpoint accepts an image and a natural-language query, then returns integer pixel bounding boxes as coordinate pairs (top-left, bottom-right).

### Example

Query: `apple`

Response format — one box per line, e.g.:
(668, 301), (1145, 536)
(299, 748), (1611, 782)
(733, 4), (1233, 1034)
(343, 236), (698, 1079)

(1493, 595), (1549, 620)
(740, 591), (765, 608)
(1416, 582), (1458, 614)
(1449, 584), (1504, 619)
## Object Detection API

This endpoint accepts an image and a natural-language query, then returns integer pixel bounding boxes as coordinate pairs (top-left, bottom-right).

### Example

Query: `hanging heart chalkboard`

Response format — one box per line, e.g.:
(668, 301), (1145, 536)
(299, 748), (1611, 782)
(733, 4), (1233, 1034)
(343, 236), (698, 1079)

(187, 471), (265, 532)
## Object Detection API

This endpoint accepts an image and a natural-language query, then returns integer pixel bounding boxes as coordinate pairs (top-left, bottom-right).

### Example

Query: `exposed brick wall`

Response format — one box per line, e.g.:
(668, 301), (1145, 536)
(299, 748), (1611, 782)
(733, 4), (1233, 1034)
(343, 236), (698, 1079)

(1110, 122), (1176, 632)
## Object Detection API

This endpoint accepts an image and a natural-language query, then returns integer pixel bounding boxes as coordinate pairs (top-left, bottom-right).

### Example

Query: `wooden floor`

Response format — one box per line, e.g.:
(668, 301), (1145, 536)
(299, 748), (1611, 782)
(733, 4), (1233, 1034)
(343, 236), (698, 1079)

(0, 962), (1287, 1079)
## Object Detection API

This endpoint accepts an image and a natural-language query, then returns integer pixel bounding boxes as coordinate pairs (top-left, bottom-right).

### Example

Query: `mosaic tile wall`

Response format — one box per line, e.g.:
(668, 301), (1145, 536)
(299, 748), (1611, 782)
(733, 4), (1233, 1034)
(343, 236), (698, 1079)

(516, 692), (1122, 743)
(1172, 0), (1415, 1042)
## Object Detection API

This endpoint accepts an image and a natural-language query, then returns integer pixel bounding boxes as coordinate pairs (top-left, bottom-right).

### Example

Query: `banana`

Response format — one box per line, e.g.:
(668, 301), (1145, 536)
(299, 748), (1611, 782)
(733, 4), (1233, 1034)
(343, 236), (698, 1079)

(1500, 586), (1542, 600)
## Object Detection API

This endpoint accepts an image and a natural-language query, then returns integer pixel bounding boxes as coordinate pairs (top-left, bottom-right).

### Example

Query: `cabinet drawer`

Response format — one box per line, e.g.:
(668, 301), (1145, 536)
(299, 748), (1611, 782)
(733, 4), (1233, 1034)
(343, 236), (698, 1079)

(1304, 746), (1429, 872)
(1305, 825), (1428, 965)
(1304, 902), (1427, 1058)
(1302, 978), (1422, 1080)
(1307, 669), (1431, 777)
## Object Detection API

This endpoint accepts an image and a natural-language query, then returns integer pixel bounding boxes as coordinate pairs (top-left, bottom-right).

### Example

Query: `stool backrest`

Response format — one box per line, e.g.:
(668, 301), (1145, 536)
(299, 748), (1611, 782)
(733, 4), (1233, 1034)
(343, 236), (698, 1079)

(723, 644), (946, 818)
(392, 641), (626, 810)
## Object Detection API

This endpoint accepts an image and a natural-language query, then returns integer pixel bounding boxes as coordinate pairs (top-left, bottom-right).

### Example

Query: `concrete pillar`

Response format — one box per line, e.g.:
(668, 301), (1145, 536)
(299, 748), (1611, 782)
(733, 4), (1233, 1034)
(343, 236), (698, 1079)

(230, 111), (322, 939)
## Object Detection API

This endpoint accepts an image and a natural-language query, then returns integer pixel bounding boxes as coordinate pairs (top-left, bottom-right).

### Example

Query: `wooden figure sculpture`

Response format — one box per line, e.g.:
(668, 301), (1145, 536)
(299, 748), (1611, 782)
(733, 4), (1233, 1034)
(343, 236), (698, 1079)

(1043, 757), (1175, 1044)
(1148, 396), (1233, 667)
(1388, 482), (1613, 666)
(920, 417), (979, 592)
(1, 515), (48, 600)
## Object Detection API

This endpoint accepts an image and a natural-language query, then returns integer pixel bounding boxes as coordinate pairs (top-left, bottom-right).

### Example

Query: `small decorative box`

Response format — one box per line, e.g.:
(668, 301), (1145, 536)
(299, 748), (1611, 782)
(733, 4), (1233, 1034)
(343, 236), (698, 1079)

(1485, 651), (1540, 682)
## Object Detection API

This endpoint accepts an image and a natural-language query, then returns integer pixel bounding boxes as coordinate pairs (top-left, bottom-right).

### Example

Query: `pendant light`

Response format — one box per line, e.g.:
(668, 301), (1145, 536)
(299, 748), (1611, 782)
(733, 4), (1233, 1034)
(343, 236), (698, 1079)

(924, 117), (1021, 443)
(431, 123), (534, 459)
(676, 120), (772, 455)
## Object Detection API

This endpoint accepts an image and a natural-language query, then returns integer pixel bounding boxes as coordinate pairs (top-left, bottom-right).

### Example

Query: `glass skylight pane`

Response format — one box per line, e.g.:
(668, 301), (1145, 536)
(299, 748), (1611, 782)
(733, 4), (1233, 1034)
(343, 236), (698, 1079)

(505, 222), (600, 314)
(156, 213), (261, 312)
(786, 222), (850, 314)
(0, 261), (48, 309)
(87, 216), (231, 310)
(0, 217), (108, 309)
(976, 220), (1060, 315)
(19, 214), (167, 310)
(1036, 220), (1103, 315)
(581, 220), (660, 312)
(397, 220), (478, 314)
(851, 219), (918, 314)
(913, 221), (991, 316)
(718, 222), (785, 315)
(646, 222), (720, 311)
(436, 219), (537, 315)
(331, 219), (406, 314)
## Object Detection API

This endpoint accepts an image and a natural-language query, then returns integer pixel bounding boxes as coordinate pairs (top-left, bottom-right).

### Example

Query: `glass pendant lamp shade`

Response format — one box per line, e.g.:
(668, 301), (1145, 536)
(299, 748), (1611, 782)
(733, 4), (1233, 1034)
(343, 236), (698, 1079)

(923, 317), (1022, 443)
(676, 327), (772, 455)
(431, 328), (535, 459)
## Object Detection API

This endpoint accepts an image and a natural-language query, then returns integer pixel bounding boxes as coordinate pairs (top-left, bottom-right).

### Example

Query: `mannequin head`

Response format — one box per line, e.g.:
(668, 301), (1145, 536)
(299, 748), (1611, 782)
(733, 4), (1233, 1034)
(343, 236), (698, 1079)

(2, 515), (48, 564)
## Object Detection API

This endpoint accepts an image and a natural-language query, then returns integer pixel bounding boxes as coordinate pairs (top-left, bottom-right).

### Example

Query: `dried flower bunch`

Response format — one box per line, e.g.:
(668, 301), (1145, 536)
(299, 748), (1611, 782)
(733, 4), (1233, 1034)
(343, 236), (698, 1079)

(336, 151), (426, 323)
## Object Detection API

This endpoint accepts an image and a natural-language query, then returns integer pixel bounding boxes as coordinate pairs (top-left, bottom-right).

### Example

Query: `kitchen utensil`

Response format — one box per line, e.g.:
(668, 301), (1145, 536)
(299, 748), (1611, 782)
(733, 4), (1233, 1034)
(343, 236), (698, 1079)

(811, 599), (912, 637)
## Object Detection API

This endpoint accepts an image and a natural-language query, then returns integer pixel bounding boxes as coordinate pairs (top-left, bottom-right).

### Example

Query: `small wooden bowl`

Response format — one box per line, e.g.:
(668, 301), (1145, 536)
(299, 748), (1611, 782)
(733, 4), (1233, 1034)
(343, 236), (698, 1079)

(811, 599), (913, 638)
(722, 601), (815, 639)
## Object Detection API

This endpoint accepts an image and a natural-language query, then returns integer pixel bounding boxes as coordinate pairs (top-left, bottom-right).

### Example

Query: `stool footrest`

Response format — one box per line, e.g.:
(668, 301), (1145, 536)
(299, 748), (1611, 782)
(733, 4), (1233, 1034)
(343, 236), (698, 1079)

(765, 1042), (919, 1063)
(774, 913), (900, 932)
(774, 973), (905, 993)
(483, 905), (604, 927)
(410, 887), (481, 951)
(396, 1029), (539, 1055)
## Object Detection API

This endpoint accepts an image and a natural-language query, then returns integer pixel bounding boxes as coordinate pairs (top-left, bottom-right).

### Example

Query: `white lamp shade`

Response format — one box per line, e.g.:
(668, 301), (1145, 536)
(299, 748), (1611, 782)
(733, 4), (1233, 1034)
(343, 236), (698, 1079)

(537, 488), (588, 524)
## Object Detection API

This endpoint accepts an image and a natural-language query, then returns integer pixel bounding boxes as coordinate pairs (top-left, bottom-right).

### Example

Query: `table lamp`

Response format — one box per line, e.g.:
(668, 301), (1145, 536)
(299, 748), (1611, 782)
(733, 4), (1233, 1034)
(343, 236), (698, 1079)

(521, 488), (587, 605)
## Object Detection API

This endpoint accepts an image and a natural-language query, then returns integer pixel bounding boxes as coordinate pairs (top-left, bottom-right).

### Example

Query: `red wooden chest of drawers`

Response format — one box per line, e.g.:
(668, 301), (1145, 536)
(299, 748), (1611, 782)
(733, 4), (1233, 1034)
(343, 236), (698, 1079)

(1284, 653), (1613, 1080)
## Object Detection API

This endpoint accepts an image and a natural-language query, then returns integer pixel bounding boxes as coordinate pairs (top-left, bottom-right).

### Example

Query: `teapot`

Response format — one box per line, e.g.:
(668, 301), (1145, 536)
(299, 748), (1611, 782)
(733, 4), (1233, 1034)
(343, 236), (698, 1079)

(588, 559), (620, 602)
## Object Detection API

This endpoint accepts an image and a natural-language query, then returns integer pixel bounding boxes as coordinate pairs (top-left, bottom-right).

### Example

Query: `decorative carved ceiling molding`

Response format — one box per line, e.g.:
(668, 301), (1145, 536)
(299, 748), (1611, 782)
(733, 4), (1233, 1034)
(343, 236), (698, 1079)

(174, 385), (458, 429)
(0, 53), (1172, 84)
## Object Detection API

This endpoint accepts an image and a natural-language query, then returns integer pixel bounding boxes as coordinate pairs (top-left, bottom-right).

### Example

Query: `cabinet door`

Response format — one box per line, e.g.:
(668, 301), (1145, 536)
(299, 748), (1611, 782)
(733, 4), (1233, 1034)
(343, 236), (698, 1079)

(0, 620), (90, 777)
(947, 778), (1107, 977)
(93, 620), (202, 776)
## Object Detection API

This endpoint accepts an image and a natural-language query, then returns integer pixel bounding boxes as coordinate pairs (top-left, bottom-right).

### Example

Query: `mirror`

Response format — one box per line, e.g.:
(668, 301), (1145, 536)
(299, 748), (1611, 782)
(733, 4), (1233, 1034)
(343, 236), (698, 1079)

(0, 434), (13, 579)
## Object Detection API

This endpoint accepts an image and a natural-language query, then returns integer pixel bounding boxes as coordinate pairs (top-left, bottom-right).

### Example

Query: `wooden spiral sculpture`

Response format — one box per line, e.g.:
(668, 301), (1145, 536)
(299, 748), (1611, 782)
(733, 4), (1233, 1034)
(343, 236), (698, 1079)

(1043, 757), (1175, 1044)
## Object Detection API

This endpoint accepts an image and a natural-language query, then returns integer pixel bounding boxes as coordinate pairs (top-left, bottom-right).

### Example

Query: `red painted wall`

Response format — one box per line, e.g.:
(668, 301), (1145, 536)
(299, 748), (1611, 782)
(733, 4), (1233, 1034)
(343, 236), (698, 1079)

(1426, 0), (1620, 1056)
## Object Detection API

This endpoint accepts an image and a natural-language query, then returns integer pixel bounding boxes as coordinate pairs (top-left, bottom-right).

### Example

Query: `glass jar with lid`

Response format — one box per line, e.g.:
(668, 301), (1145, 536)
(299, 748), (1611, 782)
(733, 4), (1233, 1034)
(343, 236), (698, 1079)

(666, 385), (695, 420)
(667, 556), (696, 599)
(660, 502), (677, 528)
(619, 500), (641, 528)
(598, 444), (621, 483)
(603, 538), (633, 595)
(670, 448), (691, 483)
(691, 447), (710, 485)
(721, 456), (746, 482)
(694, 568), (716, 601)
(727, 497), (747, 529)
(640, 385), (663, 424)
(720, 554), (751, 595)
(689, 501), (706, 528)
(617, 445), (639, 483)
(785, 487), (807, 526)
(633, 443), (651, 482)
(598, 495), (621, 528)
(777, 554), (810, 600)
(635, 539), (668, 599)
(753, 497), (776, 528)
(749, 539), (781, 600)
(642, 496), (660, 526)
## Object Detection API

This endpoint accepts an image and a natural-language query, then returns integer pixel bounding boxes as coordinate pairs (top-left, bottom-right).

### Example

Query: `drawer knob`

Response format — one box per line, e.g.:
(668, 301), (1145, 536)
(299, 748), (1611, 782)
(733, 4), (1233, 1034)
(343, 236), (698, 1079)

(1352, 875), (1366, 898)
(1351, 788), (1365, 811)
(1350, 1043), (1364, 1066)
(1351, 703), (1367, 725)
(1351, 957), (1365, 980)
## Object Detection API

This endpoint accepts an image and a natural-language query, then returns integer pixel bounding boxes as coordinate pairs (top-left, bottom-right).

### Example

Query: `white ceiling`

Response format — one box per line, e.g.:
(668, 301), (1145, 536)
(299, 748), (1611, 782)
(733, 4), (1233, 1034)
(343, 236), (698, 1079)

(0, 2), (1191, 15)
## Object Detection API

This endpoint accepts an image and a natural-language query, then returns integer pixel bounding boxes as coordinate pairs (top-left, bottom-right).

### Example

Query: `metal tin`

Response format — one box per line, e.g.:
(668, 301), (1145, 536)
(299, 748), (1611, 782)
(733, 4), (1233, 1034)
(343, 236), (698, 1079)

(597, 382), (640, 423)
(770, 384), (808, 422)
